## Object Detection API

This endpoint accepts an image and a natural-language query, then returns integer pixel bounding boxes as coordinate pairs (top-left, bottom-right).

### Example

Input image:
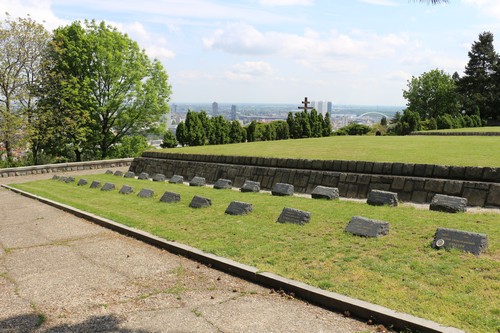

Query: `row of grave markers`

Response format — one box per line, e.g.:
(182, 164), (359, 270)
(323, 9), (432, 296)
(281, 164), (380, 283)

(51, 171), (489, 256)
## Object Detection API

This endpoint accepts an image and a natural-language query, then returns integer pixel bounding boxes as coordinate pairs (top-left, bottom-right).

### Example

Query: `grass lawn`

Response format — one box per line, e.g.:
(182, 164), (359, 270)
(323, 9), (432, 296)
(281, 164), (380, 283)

(419, 126), (500, 133)
(155, 135), (500, 167)
(11, 175), (500, 333)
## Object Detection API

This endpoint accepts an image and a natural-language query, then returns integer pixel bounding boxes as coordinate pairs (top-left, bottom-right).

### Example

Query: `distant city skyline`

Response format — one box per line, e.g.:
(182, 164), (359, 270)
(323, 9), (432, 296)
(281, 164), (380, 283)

(5, 1), (500, 105)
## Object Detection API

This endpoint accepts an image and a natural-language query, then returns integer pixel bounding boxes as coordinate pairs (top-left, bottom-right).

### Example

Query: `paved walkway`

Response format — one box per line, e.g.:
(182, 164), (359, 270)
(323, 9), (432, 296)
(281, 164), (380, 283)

(0, 170), (373, 333)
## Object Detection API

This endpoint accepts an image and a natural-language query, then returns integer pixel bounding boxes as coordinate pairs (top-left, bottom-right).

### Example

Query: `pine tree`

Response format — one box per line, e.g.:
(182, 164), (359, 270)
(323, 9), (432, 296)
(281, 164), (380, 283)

(176, 122), (187, 146)
(322, 112), (332, 136)
(185, 110), (205, 146)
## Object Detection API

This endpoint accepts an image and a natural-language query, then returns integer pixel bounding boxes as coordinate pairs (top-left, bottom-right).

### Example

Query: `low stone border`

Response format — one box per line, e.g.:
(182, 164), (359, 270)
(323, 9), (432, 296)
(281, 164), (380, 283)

(410, 131), (500, 136)
(2, 184), (464, 333)
(0, 158), (133, 178)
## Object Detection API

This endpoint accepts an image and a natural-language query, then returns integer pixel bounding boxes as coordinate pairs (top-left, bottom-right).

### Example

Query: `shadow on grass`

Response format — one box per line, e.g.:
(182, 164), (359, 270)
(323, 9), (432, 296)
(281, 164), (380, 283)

(0, 313), (177, 333)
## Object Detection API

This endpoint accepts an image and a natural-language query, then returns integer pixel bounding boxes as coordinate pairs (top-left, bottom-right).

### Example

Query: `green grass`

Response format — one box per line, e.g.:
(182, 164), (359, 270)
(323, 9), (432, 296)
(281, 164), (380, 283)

(11, 175), (500, 333)
(155, 135), (500, 167)
(420, 126), (500, 133)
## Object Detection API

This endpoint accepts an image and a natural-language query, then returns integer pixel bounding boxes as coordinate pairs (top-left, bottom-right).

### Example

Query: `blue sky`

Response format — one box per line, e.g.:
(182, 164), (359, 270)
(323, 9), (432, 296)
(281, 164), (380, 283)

(3, 0), (500, 105)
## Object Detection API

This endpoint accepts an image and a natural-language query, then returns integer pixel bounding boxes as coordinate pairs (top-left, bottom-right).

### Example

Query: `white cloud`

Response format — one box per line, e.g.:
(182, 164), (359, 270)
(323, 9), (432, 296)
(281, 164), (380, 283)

(359, 0), (398, 6)
(1, 0), (68, 30)
(259, 0), (314, 6)
(463, 0), (500, 18)
(225, 61), (274, 81)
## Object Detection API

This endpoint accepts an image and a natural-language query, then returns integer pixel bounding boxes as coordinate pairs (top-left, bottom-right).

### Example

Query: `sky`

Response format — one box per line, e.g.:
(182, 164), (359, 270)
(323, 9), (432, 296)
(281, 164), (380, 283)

(2, 0), (500, 106)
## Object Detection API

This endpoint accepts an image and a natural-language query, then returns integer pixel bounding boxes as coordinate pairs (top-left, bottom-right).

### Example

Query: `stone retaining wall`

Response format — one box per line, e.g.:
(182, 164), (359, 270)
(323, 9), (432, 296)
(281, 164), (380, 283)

(130, 152), (500, 208)
(0, 158), (133, 178)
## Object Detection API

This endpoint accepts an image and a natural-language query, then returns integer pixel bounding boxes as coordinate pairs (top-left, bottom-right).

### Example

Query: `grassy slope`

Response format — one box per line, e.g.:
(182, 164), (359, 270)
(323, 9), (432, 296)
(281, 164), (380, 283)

(12, 175), (500, 333)
(156, 136), (500, 167)
(420, 126), (500, 133)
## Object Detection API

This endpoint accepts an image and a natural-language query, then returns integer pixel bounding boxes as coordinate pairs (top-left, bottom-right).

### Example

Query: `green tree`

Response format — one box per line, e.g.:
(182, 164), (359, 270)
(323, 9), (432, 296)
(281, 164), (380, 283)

(0, 15), (49, 164)
(275, 120), (289, 140)
(38, 20), (171, 160)
(160, 130), (178, 148)
(391, 110), (422, 135)
(403, 69), (460, 121)
(184, 110), (205, 146)
(175, 122), (187, 146)
(246, 120), (257, 142)
(229, 120), (245, 143)
(322, 112), (332, 137)
(110, 135), (149, 158)
(210, 115), (229, 145)
(309, 109), (323, 137)
(458, 32), (499, 120)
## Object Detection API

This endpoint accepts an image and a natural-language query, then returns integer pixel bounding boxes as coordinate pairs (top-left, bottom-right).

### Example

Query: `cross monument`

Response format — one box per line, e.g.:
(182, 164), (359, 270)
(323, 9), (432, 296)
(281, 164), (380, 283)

(298, 97), (312, 112)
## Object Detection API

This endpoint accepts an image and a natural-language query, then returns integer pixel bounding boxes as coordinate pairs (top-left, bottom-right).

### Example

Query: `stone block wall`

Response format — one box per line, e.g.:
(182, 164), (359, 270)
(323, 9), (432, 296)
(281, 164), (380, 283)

(129, 152), (500, 208)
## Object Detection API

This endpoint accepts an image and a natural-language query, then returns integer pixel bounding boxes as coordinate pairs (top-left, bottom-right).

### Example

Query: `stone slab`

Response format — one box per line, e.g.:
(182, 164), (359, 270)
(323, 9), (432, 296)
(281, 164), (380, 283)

(138, 172), (149, 180)
(214, 178), (232, 189)
(277, 207), (310, 225)
(189, 195), (211, 208)
(430, 194), (467, 213)
(90, 180), (101, 189)
(190, 176), (206, 187)
(225, 201), (253, 216)
(240, 180), (260, 193)
(345, 216), (389, 238)
(311, 186), (339, 200)
(119, 185), (134, 195)
(65, 176), (75, 183)
(101, 183), (115, 191)
(105, 170), (113, 175)
(114, 170), (123, 177)
(52, 175), (60, 180)
(367, 189), (398, 207)
(169, 175), (184, 184)
(159, 191), (181, 203)
(124, 171), (135, 178)
(77, 179), (88, 186)
(153, 173), (166, 182)
(433, 228), (488, 255)
(137, 188), (154, 198)
(272, 183), (294, 196)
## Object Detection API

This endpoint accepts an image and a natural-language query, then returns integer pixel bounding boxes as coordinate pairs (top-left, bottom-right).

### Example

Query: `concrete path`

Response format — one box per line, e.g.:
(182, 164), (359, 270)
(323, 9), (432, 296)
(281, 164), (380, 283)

(0, 170), (374, 333)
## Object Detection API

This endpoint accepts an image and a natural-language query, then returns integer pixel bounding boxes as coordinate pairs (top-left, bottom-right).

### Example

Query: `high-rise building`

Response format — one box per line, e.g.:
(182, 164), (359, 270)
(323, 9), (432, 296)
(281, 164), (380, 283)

(212, 102), (219, 116)
(327, 101), (333, 114)
(230, 105), (237, 121)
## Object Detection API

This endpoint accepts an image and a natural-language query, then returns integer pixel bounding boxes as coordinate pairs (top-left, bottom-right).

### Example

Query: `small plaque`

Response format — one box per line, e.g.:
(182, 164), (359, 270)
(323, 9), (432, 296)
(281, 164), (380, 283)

(367, 190), (398, 207)
(225, 201), (253, 215)
(114, 170), (123, 177)
(52, 175), (60, 180)
(430, 194), (467, 213)
(189, 195), (212, 208)
(137, 188), (154, 198)
(160, 191), (181, 203)
(65, 176), (75, 183)
(272, 183), (294, 196)
(311, 186), (339, 200)
(77, 179), (88, 186)
(169, 175), (184, 184)
(124, 171), (135, 178)
(105, 170), (113, 175)
(153, 173), (166, 182)
(58, 176), (67, 182)
(432, 228), (488, 255)
(190, 176), (206, 187)
(277, 207), (310, 225)
(240, 180), (260, 193)
(90, 180), (101, 189)
(119, 185), (134, 195)
(101, 182), (115, 191)
(345, 216), (389, 238)
(214, 178), (232, 189)
(138, 172), (149, 180)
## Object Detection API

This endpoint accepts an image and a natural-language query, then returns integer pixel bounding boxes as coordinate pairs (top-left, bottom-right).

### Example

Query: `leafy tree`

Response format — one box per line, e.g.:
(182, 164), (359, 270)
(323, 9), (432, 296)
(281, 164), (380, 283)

(299, 110), (311, 138)
(175, 122), (187, 146)
(0, 15), (49, 164)
(391, 110), (421, 135)
(210, 115), (229, 145)
(309, 109), (323, 137)
(322, 112), (332, 137)
(160, 130), (178, 148)
(380, 116), (388, 126)
(110, 135), (149, 158)
(275, 120), (289, 140)
(335, 123), (372, 136)
(229, 120), (245, 143)
(458, 32), (499, 120)
(246, 120), (257, 142)
(403, 69), (460, 120)
(184, 110), (205, 146)
(38, 20), (171, 160)
(198, 110), (213, 142)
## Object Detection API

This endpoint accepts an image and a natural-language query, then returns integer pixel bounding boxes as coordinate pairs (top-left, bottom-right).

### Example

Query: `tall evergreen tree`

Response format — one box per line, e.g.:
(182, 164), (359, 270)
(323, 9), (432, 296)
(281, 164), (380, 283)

(322, 112), (332, 137)
(175, 122), (187, 146)
(185, 110), (205, 146)
(458, 32), (499, 120)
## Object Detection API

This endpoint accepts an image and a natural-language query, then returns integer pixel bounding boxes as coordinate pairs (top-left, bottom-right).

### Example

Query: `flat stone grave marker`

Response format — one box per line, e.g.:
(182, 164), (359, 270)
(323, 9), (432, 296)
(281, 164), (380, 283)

(272, 183), (294, 196)
(277, 207), (310, 225)
(311, 186), (339, 200)
(345, 216), (389, 238)
(367, 189), (398, 207)
(52, 175), (60, 180)
(153, 173), (166, 182)
(433, 227), (488, 255)
(169, 175), (184, 184)
(240, 180), (260, 193)
(58, 176), (67, 182)
(189, 195), (212, 208)
(138, 188), (154, 198)
(190, 176), (206, 187)
(160, 191), (181, 203)
(119, 185), (134, 195)
(65, 176), (75, 183)
(124, 171), (135, 178)
(101, 182), (115, 191)
(90, 181), (101, 189)
(225, 201), (253, 215)
(214, 178), (232, 189)
(105, 170), (113, 175)
(138, 172), (149, 180)
(430, 194), (467, 213)
(77, 179), (88, 186)
(114, 170), (123, 177)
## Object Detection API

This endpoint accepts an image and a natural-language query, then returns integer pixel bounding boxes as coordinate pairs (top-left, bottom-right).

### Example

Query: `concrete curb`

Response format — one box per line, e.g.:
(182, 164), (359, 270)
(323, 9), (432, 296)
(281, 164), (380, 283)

(2, 184), (465, 333)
